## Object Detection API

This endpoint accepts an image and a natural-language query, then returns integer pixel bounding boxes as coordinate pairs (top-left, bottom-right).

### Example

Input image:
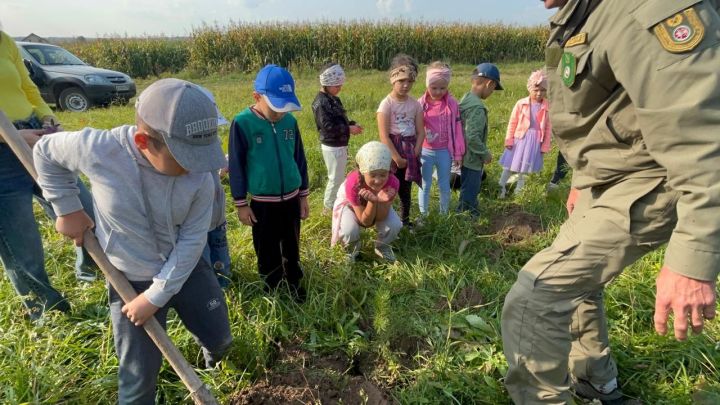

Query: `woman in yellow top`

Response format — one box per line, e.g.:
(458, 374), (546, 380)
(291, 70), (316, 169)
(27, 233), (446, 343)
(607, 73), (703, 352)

(0, 28), (95, 319)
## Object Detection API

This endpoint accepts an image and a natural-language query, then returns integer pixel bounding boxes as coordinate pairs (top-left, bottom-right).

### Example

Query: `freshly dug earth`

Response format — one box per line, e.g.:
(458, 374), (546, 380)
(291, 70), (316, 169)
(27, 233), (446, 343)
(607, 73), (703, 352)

(489, 205), (543, 243)
(230, 344), (392, 405)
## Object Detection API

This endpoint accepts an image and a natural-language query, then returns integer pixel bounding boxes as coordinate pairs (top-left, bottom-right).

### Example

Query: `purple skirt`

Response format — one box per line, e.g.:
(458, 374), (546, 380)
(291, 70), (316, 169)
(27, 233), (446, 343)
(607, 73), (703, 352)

(499, 129), (544, 173)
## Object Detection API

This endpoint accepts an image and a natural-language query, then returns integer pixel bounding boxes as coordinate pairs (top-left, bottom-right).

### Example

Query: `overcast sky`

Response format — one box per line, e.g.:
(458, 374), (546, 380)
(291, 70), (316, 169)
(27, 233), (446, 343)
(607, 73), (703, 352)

(2, 0), (553, 37)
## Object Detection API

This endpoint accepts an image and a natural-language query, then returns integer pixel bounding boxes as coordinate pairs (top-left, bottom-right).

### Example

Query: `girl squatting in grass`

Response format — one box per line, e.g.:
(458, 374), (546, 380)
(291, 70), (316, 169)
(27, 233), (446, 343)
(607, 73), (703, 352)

(311, 63), (364, 214)
(418, 61), (465, 216)
(376, 53), (425, 228)
(331, 141), (402, 262)
(498, 69), (552, 198)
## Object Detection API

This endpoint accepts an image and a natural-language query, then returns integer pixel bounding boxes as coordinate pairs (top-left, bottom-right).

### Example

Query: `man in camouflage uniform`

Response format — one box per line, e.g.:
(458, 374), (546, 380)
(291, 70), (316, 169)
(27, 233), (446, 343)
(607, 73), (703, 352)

(501, 0), (720, 403)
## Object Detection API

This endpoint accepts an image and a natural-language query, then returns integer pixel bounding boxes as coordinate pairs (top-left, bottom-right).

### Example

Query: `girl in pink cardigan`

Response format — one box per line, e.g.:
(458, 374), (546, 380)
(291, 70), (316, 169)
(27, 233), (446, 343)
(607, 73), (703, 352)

(498, 70), (552, 198)
(418, 61), (465, 215)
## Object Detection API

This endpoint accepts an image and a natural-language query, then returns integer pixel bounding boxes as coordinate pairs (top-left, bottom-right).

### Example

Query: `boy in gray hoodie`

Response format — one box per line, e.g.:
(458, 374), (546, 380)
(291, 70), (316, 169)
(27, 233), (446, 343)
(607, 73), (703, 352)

(34, 79), (232, 405)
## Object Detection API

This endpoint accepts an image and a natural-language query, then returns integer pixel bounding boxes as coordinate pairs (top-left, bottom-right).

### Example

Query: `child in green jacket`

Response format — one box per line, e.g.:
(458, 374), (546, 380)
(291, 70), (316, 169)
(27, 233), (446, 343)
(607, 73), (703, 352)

(228, 64), (310, 301)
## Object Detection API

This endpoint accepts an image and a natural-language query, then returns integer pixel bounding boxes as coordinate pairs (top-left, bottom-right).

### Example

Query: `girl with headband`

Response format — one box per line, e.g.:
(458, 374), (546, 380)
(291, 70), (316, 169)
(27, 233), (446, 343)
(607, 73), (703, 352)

(418, 62), (465, 217)
(376, 53), (425, 228)
(312, 63), (364, 213)
(498, 69), (552, 198)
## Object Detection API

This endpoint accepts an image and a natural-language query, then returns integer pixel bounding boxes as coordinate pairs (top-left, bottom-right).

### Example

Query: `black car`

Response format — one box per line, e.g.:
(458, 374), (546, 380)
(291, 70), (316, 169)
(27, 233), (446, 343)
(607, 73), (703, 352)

(17, 41), (137, 112)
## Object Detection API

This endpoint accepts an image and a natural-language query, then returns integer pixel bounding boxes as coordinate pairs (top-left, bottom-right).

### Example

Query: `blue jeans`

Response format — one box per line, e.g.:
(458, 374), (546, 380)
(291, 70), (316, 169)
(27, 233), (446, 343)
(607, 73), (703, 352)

(201, 221), (231, 288)
(12, 114), (96, 282)
(457, 165), (483, 217)
(419, 148), (451, 215)
(0, 143), (72, 317)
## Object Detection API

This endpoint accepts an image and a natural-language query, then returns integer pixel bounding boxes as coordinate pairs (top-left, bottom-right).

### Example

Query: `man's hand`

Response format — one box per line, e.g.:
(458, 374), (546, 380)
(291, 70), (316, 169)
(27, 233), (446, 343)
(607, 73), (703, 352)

(358, 189), (379, 203)
(377, 187), (396, 203)
(41, 115), (63, 133)
(19, 129), (44, 148)
(566, 187), (580, 215)
(654, 265), (717, 340)
(56, 209), (94, 246)
(236, 205), (257, 226)
(121, 293), (160, 326)
(299, 196), (309, 220)
(484, 152), (493, 164)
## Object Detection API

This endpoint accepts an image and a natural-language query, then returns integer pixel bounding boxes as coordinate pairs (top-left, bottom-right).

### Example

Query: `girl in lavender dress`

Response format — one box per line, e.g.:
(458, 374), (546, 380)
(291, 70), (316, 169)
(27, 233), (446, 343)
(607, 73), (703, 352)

(498, 70), (552, 198)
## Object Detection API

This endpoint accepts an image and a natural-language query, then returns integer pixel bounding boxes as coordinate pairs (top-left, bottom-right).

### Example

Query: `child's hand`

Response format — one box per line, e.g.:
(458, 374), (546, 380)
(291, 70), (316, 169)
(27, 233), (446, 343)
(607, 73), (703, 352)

(299, 196), (309, 220)
(414, 145), (422, 158)
(359, 189), (379, 203)
(377, 188), (396, 203)
(237, 206), (257, 226)
(19, 129), (44, 148)
(56, 209), (95, 246)
(121, 293), (160, 326)
(350, 125), (363, 135)
(394, 157), (408, 169)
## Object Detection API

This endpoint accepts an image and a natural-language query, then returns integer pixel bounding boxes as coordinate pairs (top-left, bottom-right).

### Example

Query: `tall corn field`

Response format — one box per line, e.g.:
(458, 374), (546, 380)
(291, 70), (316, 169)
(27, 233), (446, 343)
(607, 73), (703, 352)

(65, 37), (190, 78)
(63, 21), (547, 77)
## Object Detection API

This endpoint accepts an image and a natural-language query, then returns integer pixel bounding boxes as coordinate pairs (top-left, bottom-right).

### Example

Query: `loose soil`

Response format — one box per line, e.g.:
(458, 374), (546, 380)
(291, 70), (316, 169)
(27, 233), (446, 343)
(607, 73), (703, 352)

(436, 286), (485, 311)
(489, 205), (543, 243)
(230, 344), (393, 405)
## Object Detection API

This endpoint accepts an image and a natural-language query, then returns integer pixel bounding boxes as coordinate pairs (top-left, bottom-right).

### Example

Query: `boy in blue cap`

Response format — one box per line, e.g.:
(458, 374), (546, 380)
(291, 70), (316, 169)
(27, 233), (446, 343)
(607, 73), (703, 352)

(458, 62), (502, 217)
(228, 64), (310, 301)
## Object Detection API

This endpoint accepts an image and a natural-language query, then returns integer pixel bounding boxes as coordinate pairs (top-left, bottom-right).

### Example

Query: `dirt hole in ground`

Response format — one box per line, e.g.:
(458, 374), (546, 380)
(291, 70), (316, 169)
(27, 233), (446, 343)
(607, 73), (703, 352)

(489, 205), (543, 243)
(436, 286), (485, 311)
(389, 335), (431, 370)
(230, 344), (392, 405)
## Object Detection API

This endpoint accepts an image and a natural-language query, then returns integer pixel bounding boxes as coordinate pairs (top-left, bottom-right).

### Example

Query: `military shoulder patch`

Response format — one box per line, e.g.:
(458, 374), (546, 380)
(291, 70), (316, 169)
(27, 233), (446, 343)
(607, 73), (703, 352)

(653, 7), (705, 53)
(561, 52), (577, 87)
(565, 32), (588, 48)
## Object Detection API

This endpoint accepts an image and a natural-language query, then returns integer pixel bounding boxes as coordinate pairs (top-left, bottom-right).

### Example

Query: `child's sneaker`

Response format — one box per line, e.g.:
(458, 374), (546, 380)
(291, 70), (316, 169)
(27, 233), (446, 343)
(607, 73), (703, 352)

(75, 264), (98, 283)
(499, 187), (507, 199)
(374, 244), (396, 262)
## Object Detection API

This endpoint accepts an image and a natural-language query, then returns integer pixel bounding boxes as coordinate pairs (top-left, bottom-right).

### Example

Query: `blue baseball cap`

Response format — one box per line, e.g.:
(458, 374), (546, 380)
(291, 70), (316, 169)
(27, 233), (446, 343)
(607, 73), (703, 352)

(254, 64), (301, 112)
(474, 63), (503, 90)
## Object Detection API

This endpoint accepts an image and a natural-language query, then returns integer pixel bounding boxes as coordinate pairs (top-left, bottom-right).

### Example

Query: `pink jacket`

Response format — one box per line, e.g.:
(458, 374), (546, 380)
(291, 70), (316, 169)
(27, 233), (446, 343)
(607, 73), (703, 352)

(504, 97), (552, 153)
(419, 91), (466, 161)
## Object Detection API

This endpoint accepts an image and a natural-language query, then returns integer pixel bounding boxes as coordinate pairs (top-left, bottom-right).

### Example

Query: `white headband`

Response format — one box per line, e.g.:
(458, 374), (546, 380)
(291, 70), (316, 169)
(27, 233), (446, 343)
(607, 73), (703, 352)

(320, 64), (346, 87)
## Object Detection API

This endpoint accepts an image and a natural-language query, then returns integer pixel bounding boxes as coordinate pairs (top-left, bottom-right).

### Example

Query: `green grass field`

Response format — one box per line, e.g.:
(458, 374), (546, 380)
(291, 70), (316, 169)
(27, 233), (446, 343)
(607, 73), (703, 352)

(1, 63), (719, 404)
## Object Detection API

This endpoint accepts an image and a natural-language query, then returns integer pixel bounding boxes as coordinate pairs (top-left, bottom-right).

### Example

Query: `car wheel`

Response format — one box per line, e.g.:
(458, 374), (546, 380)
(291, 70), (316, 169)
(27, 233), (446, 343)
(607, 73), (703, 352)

(58, 87), (91, 112)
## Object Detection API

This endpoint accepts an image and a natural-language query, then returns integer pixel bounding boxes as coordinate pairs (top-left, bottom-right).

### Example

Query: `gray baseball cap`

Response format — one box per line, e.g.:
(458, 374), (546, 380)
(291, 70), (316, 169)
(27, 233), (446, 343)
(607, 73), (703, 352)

(135, 78), (226, 172)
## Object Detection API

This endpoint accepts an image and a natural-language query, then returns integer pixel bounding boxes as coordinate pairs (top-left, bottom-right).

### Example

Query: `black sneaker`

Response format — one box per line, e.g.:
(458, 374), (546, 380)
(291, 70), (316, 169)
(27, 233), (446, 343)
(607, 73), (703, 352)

(574, 378), (625, 405)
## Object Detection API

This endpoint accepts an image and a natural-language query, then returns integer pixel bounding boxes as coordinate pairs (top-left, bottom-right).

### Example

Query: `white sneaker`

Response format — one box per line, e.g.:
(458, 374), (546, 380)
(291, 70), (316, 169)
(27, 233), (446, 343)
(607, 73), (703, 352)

(374, 244), (396, 262)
